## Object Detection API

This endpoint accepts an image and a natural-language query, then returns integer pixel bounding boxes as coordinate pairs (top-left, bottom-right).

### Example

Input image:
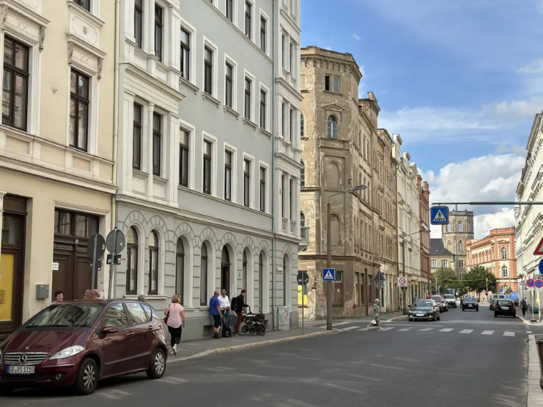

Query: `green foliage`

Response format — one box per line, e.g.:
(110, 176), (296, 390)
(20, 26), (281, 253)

(463, 266), (496, 292)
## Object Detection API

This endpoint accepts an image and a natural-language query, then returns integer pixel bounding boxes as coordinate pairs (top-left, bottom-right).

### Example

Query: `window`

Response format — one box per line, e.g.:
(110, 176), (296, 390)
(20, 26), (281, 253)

(333, 271), (343, 306)
(447, 223), (452, 233)
(125, 302), (148, 325)
(133, 104), (142, 170)
(459, 274), (464, 280)
(244, 77), (252, 120)
(224, 151), (232, 201)
(260, 167), (266, 212)
(441, 260), (448, 268)
(457, 221), (464, 232)
(327, 116), (338, 139)
(134, 0), (143, 48)
(103, 303), (129, 329)
(260, 89), (266, 128)
(244, 159), (251, 207)
(289, 43), (294, 72)
(203, 140), (212, 194)
(458, 241), (464, 252)
(281, 102), (286, 136)
(154, 5), (163, 61)
(69, 70), (90, 151)
(245, 1), (252, 38)
(502, 266), (509, 278)
(300, 160), (305, 187)
(152, 113), (161, 176)
(74, 0), (91, 11)
(258, 252), (264, 311)
(325, 75), (330, 91)
(225, 62), (233, 108)
(501, 248), (507, 259)
(260, 16), (267, 52)
(333, 76), (340, 92)
(431, 259), (437, 268)
(289, 108), (294, 140)
(148, 231), (159, 295)
(179, 129), (189, 187)
(200, 244), (208, 305)
(126, 227), (138, 295)
(459, 260), (464, 268)
(281, 175), (285, 217)
(176, 239), (184, 303)
(180, 29), (190, 80)
(54, 210), (98, 237)
(300, 212), (305, 227)
(226, 0), (233, 21)
(283, 255), (289, 306)
(290, 179), (294, 220)
(282, 35), (286, 69)
(242, 250), (248, 290)
(300, 114), (305, 138)
(204, 47), (213, 95)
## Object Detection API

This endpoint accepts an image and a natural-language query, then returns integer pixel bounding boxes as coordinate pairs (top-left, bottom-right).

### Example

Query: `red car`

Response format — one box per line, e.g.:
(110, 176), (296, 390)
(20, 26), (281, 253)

(0, 299), (167, 395)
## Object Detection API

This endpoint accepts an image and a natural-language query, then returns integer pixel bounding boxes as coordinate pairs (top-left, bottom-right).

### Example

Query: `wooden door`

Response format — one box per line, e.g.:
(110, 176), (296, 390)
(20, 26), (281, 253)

(52, 251), (74, 300)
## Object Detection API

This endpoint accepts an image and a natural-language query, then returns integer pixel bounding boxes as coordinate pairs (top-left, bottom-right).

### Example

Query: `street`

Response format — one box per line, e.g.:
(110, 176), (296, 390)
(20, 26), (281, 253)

(0, 304), (537, 407)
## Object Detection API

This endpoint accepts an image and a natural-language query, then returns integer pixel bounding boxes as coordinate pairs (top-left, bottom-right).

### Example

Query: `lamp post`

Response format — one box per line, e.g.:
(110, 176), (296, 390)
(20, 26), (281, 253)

(400, 229), (425, 314)
(326, 184), (367, 331)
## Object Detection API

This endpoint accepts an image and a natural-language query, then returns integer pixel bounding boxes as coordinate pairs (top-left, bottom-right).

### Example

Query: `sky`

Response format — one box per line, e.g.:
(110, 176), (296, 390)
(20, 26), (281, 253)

(300, 0), (543, 239)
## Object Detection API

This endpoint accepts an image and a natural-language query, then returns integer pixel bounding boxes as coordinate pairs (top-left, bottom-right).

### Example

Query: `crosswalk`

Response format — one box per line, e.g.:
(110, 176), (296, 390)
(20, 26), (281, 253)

(315, 324), (518, 337)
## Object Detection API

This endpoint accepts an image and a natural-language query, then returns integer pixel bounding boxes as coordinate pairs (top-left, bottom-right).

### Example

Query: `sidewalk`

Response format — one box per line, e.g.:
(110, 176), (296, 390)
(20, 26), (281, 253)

(527, 334), (543, 406)
(168, 325), (337, 363)
(519, 315), (543, 327)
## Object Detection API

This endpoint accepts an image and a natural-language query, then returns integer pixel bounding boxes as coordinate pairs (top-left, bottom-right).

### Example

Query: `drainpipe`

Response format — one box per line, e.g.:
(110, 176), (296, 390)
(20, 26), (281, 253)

(271, 1), (277, 330)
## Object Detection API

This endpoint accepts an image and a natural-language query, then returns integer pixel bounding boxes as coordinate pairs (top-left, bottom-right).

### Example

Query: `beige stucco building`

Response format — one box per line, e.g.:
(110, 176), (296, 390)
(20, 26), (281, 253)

(0, 0), (116, 339)
(298, 46), (398, 319)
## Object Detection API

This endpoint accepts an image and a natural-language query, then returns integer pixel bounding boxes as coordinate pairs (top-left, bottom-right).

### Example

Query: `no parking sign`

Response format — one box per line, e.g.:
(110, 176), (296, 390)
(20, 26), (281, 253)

(535, 280), (543, 289)
(527, 279), (535, 288)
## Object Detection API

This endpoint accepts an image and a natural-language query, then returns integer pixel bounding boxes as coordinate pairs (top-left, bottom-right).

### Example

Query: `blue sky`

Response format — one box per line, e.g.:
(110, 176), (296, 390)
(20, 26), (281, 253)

(301, 0), (543, 237)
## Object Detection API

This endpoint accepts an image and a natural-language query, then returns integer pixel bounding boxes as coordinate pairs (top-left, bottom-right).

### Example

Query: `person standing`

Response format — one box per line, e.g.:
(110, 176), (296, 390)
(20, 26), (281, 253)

(521, 297), (527, 317)
(367, 299), (383, 331)
(52, 290), (64, 304)
(218, 289), (232, 338)
(89, 289), (100, 299)
(138, 295), (146, 302)
(233, 289), (249, 335)
(210, 290), (222, 338)
(165, 294), (186, 354)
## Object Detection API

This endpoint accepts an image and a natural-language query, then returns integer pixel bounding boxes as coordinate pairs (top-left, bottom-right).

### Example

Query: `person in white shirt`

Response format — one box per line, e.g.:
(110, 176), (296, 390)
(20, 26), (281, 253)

(218, 289), (232, 338)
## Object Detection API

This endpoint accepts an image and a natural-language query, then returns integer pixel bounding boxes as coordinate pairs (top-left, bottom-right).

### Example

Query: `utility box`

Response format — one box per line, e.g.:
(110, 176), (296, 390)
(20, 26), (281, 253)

(36, 284), (49, 300)
(277, 306), (290, 330)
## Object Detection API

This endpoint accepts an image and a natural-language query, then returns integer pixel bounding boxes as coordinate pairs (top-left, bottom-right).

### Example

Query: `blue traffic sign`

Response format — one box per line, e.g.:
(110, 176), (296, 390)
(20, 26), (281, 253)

(323, 268), (335, 281)
(536, 280), (543, 289)
(431, 206), (449, 225)
(539, 259), (543, 275)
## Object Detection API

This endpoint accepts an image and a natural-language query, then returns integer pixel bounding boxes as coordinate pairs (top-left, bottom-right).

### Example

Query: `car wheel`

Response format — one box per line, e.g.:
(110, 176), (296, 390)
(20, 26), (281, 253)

(74, 358), (98, 395)
(147, 348), (166, 379)
(462, 308), (464, 311)
(476, 307), (479, 312)
(494, 313), (497, 318)
(0, 385), (14, 395)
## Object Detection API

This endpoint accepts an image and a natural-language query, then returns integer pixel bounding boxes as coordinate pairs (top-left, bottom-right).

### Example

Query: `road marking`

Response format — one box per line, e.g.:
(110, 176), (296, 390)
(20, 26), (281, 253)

(439, 328), (454, 332)
(459, 329), (473, 334)
(358, 328), (370, 331)
(342, 326), (361, 331)
(481, 331), (494, 335)
(380, 327), (395, 331)
(503, 332), (515, 337)
(397, 328), (412, 331)
(418, 328), (433, 331)
(317, 321), (352, 328)
(527, 331), (533, 334)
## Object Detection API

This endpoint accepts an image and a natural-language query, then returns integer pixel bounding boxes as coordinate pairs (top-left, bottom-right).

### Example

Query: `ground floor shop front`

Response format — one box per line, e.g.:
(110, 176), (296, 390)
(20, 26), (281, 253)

(0, 171), (114, 340)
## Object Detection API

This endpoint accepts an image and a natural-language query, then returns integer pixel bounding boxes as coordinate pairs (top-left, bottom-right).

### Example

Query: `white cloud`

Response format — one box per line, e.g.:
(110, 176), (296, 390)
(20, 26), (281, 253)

(424, 153), (524, 239)
(351, 34), (361, 41)
(483, 97), (543, 119)
(517, 59), (543, 75)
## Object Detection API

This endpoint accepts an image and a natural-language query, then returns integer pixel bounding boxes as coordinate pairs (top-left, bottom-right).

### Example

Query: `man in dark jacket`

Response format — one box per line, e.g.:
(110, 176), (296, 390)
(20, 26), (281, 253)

(521, 298), (527, 317)
(233, 289), (249, 335)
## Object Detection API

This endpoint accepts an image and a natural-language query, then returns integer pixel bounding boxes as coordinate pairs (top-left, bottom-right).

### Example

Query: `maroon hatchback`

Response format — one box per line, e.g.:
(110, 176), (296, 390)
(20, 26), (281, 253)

(0, 299), (167, 395)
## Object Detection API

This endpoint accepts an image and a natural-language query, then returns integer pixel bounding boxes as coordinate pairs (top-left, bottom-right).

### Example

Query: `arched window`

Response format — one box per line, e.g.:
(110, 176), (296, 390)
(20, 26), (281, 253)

(458, 241), (464, 252)
(457, 221), (464, 232)
(126, 227), (138, 295)
(176, 238), (185, 303)
(242, 250), (248, 291)
(200, 243), (208, 305)
(447, 241), (452, 250)
(148, 231), (159, 295)
(447, 223), (452, 233)
(259, 252), (264, 312)
(283, 254), (289, 306)
(300, 114), (305, 138)
(501, 248), (507, 259)
(327, 115), (338, 139)
(502, 266), (509, 278)
(330, 215), (340, 245)
(300, 212), (306, 227)
(300, 160), (306, 187)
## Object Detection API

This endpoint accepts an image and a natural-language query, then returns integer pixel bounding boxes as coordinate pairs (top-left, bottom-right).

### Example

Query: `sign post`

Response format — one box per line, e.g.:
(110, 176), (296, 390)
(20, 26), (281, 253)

(87, 233), (106, 291)
(297, 271), (309, 334)
(105, 229), (126, 299)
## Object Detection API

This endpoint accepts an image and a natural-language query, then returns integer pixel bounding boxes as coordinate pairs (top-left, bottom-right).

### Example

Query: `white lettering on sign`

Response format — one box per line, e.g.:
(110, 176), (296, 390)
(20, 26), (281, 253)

(52, 262), (59, 271)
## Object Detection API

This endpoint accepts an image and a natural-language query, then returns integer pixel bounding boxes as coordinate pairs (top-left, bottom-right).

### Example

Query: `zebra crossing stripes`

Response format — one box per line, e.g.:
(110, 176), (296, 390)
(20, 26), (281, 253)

(503, 332), (515, 337)
(439, 328), (454, 332)
(397, 328), (412, 331)
(418, 328), (433, 332)
(481, 331), (494, 335)
(342, 326), (361, 331)
(460, 329), (473, 334)
(380, 327), (394, 331)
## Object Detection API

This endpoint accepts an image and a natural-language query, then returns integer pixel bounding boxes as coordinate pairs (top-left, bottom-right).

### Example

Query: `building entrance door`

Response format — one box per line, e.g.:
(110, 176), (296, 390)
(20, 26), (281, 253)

(221, 247), (231, 295)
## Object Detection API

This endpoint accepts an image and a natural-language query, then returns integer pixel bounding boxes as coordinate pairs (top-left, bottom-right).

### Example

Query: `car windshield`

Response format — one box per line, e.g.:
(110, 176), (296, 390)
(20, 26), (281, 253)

(26, 303), (104, 328)
(415, 301), (433, 307)
(444, 295), (455, 299)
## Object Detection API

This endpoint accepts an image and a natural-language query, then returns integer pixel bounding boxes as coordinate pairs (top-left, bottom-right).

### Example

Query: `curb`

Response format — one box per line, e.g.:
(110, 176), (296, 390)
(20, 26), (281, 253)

(168, 330), (338, 364)
(527, 334), (543, 406)
(387, 315), (408, 322)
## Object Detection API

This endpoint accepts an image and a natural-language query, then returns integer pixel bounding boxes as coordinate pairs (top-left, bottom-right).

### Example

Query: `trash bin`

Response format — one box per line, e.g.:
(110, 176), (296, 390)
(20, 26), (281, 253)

(536, 335), (543, 390)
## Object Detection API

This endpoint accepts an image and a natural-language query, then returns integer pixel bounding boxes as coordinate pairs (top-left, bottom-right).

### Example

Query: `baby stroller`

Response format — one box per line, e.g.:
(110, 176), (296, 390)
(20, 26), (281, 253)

(241, 307), (266, 336)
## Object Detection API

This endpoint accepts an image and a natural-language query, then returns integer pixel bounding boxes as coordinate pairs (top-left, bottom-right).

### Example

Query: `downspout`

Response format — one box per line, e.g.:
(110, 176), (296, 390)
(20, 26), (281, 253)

(110, 0), (120, 298)
(271, 1), (277, 330)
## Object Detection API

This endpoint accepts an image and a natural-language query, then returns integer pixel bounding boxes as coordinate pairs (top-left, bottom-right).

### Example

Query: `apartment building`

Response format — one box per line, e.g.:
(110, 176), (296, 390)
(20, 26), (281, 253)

(0, 0), (116, 339)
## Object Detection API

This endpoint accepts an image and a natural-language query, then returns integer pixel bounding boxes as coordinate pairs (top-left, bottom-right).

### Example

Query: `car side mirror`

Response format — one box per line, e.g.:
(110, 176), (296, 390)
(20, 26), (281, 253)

(102, 325), (118, 334)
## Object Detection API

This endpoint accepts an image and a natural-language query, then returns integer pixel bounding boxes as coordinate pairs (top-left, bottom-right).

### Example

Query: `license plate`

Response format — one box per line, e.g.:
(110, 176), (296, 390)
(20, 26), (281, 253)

(502, 307), (509, 310)
(416, 314), (424, 317)
(8, 366), (35, 375)
(469, 305), (473, 307)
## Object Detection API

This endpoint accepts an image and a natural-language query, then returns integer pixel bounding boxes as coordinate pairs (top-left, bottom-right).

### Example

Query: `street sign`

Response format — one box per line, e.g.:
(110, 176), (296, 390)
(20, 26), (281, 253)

(106, 254), (122, 265)
(430, 206), (449, 225)
(526, 279), (535, 288)
(536, 280), (543, 289)
(398, 276), (408, 288)
(539, 259), (543, 275)
(87, 233), (105, 290)
(534, 236), (543, 256)
(323, 268), (335, 281)
(297, 272), (309, 286)
(538, 275), (543, 282)
(106, 229), (126, 254)
(374, 271), (386, 283)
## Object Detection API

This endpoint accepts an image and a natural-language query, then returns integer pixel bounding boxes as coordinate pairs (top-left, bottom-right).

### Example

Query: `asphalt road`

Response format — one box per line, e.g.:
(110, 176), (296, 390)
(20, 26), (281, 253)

(0, 303), (535, 407)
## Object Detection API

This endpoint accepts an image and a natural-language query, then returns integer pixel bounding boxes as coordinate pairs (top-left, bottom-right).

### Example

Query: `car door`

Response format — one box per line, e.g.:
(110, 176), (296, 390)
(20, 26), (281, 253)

(99, 303), (134, 377)
(124, 301), (153, 370)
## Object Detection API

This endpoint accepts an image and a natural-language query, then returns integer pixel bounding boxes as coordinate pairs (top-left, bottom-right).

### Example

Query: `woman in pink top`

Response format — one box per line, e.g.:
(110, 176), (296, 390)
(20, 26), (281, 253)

(164, 294), (186, 355)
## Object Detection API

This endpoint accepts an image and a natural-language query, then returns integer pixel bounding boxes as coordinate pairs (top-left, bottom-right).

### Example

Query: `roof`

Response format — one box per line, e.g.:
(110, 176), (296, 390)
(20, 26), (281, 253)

(431, 239), (454, 257)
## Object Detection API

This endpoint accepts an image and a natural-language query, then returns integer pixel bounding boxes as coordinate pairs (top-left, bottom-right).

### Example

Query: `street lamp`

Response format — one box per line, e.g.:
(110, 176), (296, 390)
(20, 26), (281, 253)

(326, 184), (367, 330)
(399, 229), (425, 315)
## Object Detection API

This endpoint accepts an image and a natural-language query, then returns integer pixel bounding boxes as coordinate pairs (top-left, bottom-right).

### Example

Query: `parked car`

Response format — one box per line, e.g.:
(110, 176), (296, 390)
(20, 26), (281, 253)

(494, 300), (516, 318)
(408, 300), (441, 321)
(431, 296), (446, 312)
(0, 299), (167, 395)
(462, 297), (479, 311)
(490, 298), (499, 311)
(444, 294), (457, 308)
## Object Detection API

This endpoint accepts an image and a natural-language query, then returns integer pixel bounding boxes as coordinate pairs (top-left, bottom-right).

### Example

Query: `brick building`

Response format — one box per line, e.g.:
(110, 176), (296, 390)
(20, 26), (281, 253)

(418, 176), (432, 296)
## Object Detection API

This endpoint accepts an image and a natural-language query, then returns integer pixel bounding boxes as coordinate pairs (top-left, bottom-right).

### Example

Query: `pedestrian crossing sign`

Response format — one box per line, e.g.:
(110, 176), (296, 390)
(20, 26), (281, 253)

(431, 206), (449, 225)
(323, 268), (335, 281)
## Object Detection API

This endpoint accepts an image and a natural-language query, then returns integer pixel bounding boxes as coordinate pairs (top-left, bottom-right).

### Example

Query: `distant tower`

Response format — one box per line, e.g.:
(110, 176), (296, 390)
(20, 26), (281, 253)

(441, 211), (475, 278)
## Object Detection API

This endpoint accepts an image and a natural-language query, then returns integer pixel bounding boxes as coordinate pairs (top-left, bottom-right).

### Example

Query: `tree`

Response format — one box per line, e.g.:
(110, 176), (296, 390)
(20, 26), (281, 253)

(463, 266), (496, 292)
(434, 268), (458, 294)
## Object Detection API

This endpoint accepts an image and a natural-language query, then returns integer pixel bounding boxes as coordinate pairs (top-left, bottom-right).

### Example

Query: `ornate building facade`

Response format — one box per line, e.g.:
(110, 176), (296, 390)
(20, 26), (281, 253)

(441, 211), (474, 279)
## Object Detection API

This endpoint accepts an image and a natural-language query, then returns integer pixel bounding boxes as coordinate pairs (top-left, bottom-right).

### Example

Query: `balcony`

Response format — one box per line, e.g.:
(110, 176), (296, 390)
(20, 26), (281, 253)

(299, 226), (310, 252)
